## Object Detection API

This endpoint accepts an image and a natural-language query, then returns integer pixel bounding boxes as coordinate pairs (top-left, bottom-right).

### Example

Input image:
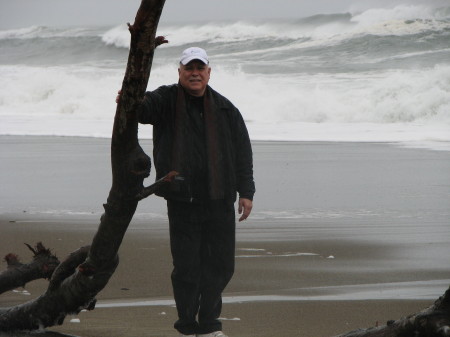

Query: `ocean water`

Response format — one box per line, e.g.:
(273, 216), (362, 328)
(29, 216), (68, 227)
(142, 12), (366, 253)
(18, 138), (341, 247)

(1, 4), (450, 150)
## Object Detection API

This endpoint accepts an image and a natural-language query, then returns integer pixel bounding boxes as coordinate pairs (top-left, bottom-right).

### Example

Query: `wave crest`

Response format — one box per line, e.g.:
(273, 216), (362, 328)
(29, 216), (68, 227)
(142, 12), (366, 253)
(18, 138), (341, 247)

(0, 25), (102, 40)
(101, 24), (130, 48)
(0, 26), (46, 39)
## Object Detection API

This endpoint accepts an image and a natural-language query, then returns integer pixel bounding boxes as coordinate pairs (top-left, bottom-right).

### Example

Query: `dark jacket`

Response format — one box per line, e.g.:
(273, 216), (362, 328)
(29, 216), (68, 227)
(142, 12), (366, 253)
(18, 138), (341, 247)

(138, 83), (255, 202)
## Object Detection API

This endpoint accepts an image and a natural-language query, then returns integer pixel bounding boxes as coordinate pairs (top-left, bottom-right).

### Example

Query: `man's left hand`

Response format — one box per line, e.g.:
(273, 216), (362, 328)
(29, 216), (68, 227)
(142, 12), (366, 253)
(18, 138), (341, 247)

(238, 198), (253, 222)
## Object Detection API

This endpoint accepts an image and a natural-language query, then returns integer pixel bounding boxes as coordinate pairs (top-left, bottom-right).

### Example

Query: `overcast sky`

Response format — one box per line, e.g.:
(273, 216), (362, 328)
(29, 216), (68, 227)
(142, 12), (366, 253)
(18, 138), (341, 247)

(0, 0), (446, 29)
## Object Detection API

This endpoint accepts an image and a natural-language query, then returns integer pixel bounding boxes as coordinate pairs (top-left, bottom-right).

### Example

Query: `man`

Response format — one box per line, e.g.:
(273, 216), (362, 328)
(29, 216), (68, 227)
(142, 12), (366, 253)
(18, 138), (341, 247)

(137, 47), (255, 337)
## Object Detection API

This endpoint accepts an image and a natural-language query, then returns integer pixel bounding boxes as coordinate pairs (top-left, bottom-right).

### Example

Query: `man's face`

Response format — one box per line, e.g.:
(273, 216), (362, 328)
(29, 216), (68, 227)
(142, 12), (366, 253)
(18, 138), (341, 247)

(178, 60), (211, 97)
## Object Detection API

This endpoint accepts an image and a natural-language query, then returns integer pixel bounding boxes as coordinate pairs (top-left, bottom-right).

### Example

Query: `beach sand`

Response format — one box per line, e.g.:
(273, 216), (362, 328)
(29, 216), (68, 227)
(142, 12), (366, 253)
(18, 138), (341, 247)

(1, 136), (449, 337)
(0, 221), (434, 337)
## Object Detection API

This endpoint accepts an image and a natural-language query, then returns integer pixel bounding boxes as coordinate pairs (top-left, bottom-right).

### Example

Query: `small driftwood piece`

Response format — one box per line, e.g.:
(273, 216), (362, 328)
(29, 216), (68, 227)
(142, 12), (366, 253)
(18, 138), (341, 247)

(333, 285), (450, 337)
(0, 243), (59, 294)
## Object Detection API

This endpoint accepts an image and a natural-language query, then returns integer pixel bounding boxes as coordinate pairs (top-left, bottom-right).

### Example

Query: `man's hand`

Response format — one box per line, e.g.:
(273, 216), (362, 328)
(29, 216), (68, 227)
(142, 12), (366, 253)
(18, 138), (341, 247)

(238, 198), (253, 222)
(115, 90), (122, 104)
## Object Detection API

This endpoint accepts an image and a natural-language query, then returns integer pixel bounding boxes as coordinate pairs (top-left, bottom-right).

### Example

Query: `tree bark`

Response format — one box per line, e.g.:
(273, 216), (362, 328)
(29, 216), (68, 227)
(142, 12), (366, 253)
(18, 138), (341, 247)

(0, 0), (167, 332)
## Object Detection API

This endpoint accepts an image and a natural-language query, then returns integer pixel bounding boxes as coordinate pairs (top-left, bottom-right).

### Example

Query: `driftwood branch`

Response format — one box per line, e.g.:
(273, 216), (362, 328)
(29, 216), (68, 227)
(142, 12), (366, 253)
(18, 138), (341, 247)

(0, 0), (166, 332)
(0, 243), (59, 294)
(135, 170), (178, 201)
(333, 285), (450, 337)
(79, 0), (167, 276)
(48, 246), (90, 291)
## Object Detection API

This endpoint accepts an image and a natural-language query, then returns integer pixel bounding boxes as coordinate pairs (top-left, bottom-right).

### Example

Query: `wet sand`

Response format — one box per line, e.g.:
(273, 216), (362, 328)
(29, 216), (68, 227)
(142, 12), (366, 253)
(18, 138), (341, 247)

(1, 136), (449, 336)
(0, 221), (434, 337)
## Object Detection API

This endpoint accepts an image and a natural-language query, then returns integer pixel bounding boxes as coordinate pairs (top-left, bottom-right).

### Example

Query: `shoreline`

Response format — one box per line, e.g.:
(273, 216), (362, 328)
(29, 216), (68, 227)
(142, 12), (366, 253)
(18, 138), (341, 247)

(1, 133), (449, 149)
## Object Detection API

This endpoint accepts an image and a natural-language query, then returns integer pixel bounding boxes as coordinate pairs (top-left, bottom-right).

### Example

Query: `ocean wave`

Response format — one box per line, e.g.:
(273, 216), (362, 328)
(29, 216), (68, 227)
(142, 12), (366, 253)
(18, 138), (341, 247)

(1, 4), (449, 147)
(284, 8), (450, 51)
(97, 4), (450, 50)
(3, 6), (448, 55)
(0, 25), (103, 40)
(2, 62), (449, 126)
(233, 64), (450, 125)
(0, 26), (45, 39)
(1, 62), (449, 142)
(351, 4), (441, 25)
(175, 5), (450, 44)
(349, 4), (450, 36)
(101, 24), (131, 48)
(101, 21), (303, 50)
(2, 2), (448, 43)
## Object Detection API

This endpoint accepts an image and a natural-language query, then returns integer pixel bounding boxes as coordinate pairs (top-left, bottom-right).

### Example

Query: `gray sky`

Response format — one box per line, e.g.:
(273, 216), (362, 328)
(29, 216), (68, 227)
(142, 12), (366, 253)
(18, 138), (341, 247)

(0, 0), (446, 29)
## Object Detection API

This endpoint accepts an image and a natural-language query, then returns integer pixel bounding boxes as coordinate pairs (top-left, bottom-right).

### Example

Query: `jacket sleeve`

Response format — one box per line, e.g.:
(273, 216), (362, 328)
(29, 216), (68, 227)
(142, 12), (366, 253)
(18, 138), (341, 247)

(137, 85), (172, 125)
(233, 108), (256, 201)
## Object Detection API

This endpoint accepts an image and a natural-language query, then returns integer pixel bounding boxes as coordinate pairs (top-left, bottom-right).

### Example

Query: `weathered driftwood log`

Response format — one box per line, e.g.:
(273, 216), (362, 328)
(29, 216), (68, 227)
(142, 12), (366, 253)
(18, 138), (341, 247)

(79, 0), (169, 276)
(0, 0), (167, 332)
(334, 285), (450, 337)
(0, 243), (59, 294)
(0, 248), (116, 331)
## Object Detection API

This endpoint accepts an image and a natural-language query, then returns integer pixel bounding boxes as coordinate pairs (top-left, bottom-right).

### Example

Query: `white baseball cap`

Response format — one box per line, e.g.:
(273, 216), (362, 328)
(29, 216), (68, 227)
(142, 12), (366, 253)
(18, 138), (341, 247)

(180, 47), (209, 65)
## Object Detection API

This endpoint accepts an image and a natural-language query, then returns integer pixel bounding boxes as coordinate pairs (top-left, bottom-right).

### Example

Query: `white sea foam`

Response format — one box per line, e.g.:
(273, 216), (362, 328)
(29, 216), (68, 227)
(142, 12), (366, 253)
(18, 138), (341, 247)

(0, 62), (449, 149)
(101, 24), (131, 48)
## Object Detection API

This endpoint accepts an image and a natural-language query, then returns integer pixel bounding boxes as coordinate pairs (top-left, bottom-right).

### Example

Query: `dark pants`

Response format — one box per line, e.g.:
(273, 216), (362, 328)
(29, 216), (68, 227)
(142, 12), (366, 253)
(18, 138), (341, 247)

(167, 199), (236, 335)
